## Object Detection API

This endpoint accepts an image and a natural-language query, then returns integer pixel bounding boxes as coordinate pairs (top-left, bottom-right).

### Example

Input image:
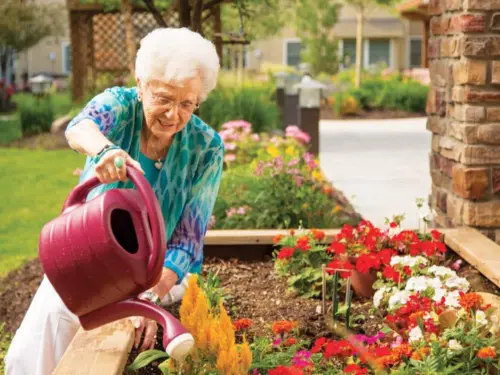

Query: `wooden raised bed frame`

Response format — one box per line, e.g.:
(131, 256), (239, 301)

(53, 227), (500, 375)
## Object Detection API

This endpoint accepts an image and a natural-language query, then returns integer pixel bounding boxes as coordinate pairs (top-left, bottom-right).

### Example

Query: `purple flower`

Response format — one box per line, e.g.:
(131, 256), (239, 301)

(292, 350), (312, 368)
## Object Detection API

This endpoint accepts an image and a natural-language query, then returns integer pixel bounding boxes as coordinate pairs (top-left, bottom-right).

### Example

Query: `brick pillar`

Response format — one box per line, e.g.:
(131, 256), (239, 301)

(428, 0), (500, 240)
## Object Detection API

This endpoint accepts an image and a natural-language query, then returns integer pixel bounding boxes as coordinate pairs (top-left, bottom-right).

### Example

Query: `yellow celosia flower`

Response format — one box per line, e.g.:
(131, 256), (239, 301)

(266, 145), (279, 158)
(285, 146), (295, 155)
(239, 336), (252, 373)
(332, 205), (342, 214)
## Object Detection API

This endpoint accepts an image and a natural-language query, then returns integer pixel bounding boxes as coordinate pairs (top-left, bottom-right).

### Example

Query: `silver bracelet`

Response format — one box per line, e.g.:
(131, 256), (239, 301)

(138, 291), (162, 306)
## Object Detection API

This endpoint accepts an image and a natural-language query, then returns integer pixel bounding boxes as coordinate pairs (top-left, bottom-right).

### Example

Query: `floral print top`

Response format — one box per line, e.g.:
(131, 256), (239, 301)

(66, 86), (224, 282)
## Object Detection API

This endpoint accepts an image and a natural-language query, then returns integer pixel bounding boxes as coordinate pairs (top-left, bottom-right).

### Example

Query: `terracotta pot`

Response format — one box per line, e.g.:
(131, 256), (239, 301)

(340, 255), (377, 298)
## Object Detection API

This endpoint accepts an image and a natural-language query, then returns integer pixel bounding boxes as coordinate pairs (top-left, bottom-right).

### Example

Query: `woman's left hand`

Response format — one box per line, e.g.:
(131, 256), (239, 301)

(130, 316), (158, 351)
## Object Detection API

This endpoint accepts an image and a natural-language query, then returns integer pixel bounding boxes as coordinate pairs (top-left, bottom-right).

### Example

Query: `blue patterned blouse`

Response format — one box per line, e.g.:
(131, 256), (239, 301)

(65, 86), (224, 282)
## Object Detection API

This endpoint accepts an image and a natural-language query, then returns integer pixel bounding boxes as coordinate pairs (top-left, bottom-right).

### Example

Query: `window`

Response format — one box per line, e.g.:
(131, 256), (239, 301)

(368, 39), (391, 67)
(285, 40), (301, 67)
(341, 39), (357, 67)
(63, 43), (71, 74)
(409, 38), (422, 68)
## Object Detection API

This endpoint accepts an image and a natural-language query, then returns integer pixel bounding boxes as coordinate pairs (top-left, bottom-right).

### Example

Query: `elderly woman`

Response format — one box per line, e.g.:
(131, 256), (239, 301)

(5, 27), (224, 375)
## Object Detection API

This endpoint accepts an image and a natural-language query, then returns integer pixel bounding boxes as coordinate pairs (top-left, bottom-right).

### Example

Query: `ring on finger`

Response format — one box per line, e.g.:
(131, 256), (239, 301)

(114, 156), (124, 169)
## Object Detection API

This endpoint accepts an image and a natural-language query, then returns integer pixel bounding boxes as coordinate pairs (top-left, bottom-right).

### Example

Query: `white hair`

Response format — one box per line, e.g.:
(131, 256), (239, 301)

(135, 27), (220, 102)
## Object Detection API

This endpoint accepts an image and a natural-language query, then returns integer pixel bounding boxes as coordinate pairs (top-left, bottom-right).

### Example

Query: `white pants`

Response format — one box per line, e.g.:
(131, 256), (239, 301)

(5, 275), (190, 375)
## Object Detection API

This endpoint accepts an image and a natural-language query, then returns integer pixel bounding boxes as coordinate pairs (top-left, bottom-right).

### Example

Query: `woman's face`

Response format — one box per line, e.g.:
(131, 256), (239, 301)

(138, 76), (202, 139)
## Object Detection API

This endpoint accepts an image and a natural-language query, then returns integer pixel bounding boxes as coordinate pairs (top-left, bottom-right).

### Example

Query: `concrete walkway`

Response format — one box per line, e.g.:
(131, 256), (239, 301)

(319, 117), (432, 229)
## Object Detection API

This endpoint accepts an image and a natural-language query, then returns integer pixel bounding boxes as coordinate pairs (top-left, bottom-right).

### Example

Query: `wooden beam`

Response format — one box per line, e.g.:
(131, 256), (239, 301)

(204, 229), (341, 245)
(443, 227), (500, 288)
(53, 319), (135, 375)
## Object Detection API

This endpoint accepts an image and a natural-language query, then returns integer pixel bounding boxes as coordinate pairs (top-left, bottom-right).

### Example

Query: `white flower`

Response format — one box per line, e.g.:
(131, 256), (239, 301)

(389, 290), (411, 310)
(390, 255), (428, 268)
(445, 290), (461, 308)
(409, 326), (423, 342)
(428, 265), (456, 277)
(427, 277), (444, 290)
(405, 276), (428, 292)
(444, 275), (470, 292)
(432, 287), (447, 303)
(448, 339), (463, 351)
(475, 310), (488, 326)
(374, 287), (391, 308)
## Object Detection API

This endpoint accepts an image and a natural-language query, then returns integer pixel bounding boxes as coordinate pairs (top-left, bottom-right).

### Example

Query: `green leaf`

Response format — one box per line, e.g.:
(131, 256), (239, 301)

(127, 349), (169, 371)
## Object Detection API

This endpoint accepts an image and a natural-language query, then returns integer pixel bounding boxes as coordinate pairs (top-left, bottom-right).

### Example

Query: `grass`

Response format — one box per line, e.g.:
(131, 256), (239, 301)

(0, 323), (11, 373)
(0, 148), (86, 276)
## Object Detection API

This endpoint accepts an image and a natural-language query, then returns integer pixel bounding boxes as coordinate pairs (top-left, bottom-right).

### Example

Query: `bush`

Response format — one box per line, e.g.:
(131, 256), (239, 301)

(13, 95), (54, 136)
(199, 84), (281, 133)
(0, 113), (21, 145)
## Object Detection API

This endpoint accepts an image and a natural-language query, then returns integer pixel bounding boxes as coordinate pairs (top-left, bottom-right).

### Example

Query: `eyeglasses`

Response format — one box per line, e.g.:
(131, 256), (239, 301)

(145, 90), (199, 114)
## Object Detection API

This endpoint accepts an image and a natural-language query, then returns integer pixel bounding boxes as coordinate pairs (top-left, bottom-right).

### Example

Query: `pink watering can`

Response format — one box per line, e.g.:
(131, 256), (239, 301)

(38, 163), (194, 360)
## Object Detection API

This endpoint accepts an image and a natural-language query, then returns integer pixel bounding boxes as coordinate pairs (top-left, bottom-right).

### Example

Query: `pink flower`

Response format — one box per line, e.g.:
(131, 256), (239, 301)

(288, 158), (299, 167)
(272, 338), (282, 348)
(225, 142), (237, 151)
(286, 125), (311, 144)
(287, 168), (300, 175)
(221, 120), (251, 134)
(303, 152), (317, 169)
(207, 215), (216, 229)
(226, 208), (237, 218)
(292, 350), (312, 368)
(237, 206), (247, 215)
(274, 156), (284, 170)
(224, 154), (236, 162)
(294, 176), (304, 187)
(252, 133), (260, 141)
(255, 161), (264, 176)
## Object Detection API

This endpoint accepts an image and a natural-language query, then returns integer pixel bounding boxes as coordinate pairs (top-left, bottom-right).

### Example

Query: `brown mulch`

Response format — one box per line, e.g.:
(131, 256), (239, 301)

(3, 132), (69, 150)
(320, 107), (426, 121)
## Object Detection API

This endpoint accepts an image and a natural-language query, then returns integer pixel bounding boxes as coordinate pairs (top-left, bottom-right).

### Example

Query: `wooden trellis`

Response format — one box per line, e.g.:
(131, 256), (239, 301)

(67, 0), (222, 102)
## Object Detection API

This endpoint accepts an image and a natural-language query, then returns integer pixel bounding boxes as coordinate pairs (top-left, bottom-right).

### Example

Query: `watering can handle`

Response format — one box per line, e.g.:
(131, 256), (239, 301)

(62, 163), (165, 274)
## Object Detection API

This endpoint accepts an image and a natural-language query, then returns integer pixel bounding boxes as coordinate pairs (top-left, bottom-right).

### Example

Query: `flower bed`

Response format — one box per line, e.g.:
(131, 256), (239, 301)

(212, 121), (360, 230)
(128, 219), (500, 375)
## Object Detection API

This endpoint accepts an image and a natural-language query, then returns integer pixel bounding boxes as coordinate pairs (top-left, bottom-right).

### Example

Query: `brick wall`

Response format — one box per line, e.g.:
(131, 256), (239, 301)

(428, 0), (500, 241)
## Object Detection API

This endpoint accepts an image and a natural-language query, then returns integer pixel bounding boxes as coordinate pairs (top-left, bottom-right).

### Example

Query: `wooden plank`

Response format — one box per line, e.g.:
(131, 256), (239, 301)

(53, 319), (135, 375)
(443, 227), (500, 288)
(204, 229), (341, 245)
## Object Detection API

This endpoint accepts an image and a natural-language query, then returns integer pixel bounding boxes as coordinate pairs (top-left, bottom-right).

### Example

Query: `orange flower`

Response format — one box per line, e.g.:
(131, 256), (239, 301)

(272, 320), (297, 335)
(411, 347), (430, 361)
(477, 347), (496, 360)
(284, 337), (297, 346)
(233, 318), (253, 332)
(273, 234), (285, 244)
(376, 354), (399, 368)
(459, 292), (483, 310)
(393, 344), (413, 359)
(310, 229), (326, 241)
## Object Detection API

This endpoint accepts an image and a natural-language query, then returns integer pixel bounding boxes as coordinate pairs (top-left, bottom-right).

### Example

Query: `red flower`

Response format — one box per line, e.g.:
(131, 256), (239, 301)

(296, 236), (311, 252)
(269, 366), (304, 375)
(344, 364), (368, 374)
(327, 241), (346, 255)
(324, 340), (353, 359)
(374, 346), (392, 357)
(272, 320), (297, 335)
(284, 337), (297, 346)
(377, 248), (395, 264)
(430, 229), (442, 241)
(311, 337), (328, 353)
(356, 254), (380, 274)
(477, 347), (496, 360)
(383, 266), (402, 283)
(326, 259), (353, 278)
(459, 292), (483, 310)
(277, 247), (295, 260)
(233, 318), (253, 331)
(390, 222), (398, 228)
(403, 265), (412, 276)
(310, 229), (325, 241)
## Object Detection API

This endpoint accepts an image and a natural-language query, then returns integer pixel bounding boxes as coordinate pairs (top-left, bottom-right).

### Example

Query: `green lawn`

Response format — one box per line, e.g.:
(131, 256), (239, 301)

(0, 148), (86, 276)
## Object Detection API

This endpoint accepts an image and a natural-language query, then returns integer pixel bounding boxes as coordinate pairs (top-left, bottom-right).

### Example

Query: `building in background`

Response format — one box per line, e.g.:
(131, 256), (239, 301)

(247, 3), (424, 73)
(13, 0), (71, 90)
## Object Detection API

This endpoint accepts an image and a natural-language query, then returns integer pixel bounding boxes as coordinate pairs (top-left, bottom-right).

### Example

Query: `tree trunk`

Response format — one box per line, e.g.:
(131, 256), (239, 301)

(192, 0), (203, 34)
(141, 0), (168, 27)
(178, 0), (191, 28)
(354, 9), (364, 88)
(122, 0), (136, 75)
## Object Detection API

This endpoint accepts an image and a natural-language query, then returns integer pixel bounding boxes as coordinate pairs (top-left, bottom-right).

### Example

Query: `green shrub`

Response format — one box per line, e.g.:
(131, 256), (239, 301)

(0, 113), (21, 145)
(199, 85), (281, 133)
(13, 95), (54, 136)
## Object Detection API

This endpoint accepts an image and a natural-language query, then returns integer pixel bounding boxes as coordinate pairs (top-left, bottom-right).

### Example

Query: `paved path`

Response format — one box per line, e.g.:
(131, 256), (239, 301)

(319, 117), (431, 229)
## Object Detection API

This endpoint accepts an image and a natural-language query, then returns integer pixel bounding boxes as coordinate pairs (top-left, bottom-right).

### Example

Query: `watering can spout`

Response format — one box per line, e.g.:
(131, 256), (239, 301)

(79, 298), (194, 360)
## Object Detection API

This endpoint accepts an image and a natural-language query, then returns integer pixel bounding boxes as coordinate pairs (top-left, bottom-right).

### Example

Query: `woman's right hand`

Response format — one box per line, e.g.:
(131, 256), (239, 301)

(95, 148), (145, 184)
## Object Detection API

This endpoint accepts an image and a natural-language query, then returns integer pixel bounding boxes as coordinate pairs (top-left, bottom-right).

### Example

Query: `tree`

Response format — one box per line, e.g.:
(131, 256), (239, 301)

(0, 1), (65, 110)
(295, 0), (341, 75)
(343, 0), (396, 87)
